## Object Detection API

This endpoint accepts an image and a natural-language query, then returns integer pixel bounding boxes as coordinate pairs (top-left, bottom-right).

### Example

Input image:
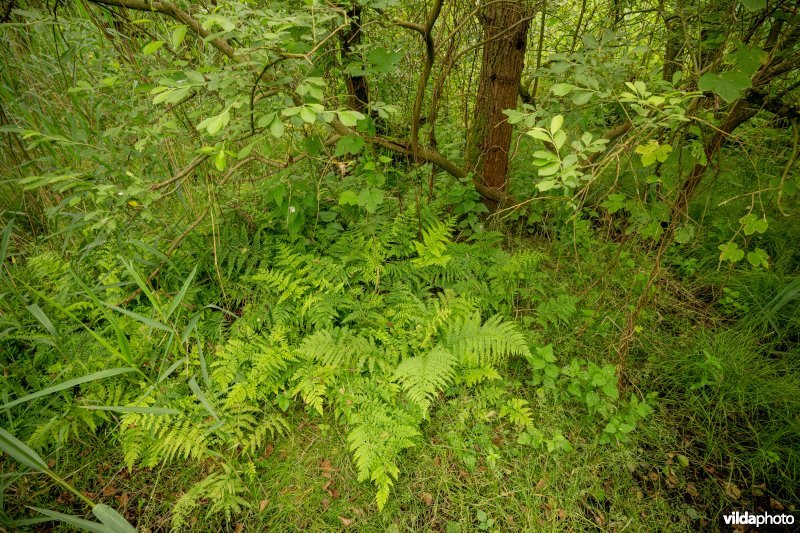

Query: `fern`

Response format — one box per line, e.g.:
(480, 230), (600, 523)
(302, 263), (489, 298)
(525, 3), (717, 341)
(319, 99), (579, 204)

(412, 217), (454, 268)
(172, 466), (251, 530)
(444, 312), (531, 367)
(346, 400), (419, 510)
(394, 346), (456, 417)
(500, 398), (534, 428)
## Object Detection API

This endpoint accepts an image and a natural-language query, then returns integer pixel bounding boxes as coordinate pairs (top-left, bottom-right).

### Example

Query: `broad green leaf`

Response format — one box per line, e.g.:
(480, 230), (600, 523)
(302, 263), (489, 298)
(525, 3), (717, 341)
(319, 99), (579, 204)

(601, 194), (626, 214)
(171, 25), (188, 49)
(270, 118), (285, 138)
(337, 110), (366, 127)
(553, 129), (567, 151)
(739, 0), (766, 11)
(214, 147), (227, 171)
(719, 242), (745, 263)
(0, 427), (48, 471)
(299, 106), (317, 124)
(550, 83), (574, 96)
(739, 213), (768, 235)
(339, 190), (359, 206)
(537, 180), (557, 191)
(526, 128), (551, 142)
(550, 115), (564, 134)
(537, 162), (561, 176)
(635, 140), (672, 166)
(335, 135), (364, 156)
(357, 188), (384, 213)
(2, 368), (136, 410)
(698, 71), (751, 103)
(746, 247), (769, 268)
(571, 91), (593, 105)
(152, 86), (190, 105)
(196, 110), (230, 136)
(142, 40), (165, 55)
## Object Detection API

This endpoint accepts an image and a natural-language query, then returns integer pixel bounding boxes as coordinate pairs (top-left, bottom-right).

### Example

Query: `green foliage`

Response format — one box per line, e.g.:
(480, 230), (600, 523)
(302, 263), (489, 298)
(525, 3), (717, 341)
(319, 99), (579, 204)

(2, 0), (798, 529)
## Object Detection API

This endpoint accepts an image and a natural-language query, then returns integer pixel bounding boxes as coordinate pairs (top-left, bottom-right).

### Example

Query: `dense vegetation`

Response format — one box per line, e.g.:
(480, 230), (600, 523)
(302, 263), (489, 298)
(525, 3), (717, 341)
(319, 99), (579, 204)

(0, 0), (798, 530)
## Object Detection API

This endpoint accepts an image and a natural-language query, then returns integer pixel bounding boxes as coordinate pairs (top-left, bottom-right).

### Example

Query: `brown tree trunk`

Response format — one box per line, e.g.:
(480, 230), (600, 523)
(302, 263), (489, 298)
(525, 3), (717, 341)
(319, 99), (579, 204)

(466, 1), (533, 201)
(341, 4), (370, 112)
(662, 16), (681, 82)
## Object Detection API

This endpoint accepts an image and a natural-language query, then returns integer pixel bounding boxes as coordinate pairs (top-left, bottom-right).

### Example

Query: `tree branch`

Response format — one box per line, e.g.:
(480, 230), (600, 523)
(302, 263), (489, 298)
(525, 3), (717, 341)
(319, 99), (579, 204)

(86, 0), (235, 58)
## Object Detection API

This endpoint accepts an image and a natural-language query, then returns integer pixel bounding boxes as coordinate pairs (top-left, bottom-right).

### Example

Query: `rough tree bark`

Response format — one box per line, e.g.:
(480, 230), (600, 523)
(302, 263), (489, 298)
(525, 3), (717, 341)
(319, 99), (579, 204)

(340, 4), (370, 112)
(466, 1), (533, 202)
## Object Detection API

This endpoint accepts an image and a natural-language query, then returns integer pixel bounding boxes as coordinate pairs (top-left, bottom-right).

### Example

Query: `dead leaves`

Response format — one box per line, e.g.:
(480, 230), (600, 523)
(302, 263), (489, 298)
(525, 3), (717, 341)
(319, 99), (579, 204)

(420, 492), (433, 506)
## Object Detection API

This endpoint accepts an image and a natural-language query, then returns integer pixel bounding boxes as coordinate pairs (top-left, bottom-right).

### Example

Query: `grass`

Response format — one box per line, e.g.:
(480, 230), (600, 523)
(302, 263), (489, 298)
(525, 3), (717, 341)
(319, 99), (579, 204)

(3, 222), (798, 531)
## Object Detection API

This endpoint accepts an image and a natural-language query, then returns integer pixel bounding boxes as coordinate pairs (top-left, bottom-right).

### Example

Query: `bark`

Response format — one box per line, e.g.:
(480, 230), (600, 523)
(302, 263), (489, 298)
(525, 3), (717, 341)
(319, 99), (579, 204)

(672, 98), (759, 220)
(662, 16), (681, 82)
(87, 0), (235, 58)
(466, 1), (533, 198)
(341, 4), (370, 112)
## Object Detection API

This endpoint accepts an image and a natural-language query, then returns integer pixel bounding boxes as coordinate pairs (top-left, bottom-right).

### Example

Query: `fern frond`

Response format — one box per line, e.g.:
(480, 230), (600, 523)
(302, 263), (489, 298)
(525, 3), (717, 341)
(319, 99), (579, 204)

(443, 313), (530, 367)
(394, 346), (455, 417)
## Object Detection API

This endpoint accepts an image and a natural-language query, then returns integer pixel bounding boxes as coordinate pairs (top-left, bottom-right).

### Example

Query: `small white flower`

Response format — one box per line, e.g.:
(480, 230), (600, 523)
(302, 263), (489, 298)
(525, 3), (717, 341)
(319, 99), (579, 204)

(288, 205), (296, 213)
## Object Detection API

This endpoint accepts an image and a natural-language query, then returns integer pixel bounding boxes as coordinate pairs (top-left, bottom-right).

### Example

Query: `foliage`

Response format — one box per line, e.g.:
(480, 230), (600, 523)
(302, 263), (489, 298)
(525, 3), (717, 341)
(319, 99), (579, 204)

(0, 0), (798, 530)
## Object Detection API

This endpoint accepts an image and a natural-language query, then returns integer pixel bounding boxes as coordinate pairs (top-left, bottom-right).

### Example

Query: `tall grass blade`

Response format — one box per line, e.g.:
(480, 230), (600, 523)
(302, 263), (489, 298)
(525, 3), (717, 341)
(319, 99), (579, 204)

(92, 503), (138, 532)
(0, 220), (11, 276)
(166, 265), (196, 319)
(189, 377), (219, 421)
(104, 303), (171, 333)
(0, 427), (48, 471)
(28, 507), (110, 533)
(2, 368), (136, 410)
(81, 405), (180, 415)
(26, 303), (58, 339)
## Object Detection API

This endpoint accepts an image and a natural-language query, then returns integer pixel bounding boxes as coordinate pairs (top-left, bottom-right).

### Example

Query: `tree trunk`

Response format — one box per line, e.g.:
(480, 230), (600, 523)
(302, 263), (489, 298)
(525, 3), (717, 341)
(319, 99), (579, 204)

(466, 1), (532, 202)
(341, 4), (370, 112)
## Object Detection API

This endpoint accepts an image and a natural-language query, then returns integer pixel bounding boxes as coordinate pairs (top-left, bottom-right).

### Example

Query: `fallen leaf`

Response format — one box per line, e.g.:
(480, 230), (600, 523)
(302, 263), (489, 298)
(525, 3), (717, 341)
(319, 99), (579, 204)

(686, 483), (699, 498)
(338, 516), (354, 527)
(263, 443), (274, 459)
(594, 511), (605, 527)
(321, 497), (330, 510)
(329, 488), (340, 499)
(724, 482), (741, 500)
(102, 485), (117, 496)
(770, 498), (784, 511)
(557, 509), (566, 520)
(259, 499), (269, 512)
(420, 492), (433, 506)
(234, 523), (243, 532)
(117, 493), (129, 506)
